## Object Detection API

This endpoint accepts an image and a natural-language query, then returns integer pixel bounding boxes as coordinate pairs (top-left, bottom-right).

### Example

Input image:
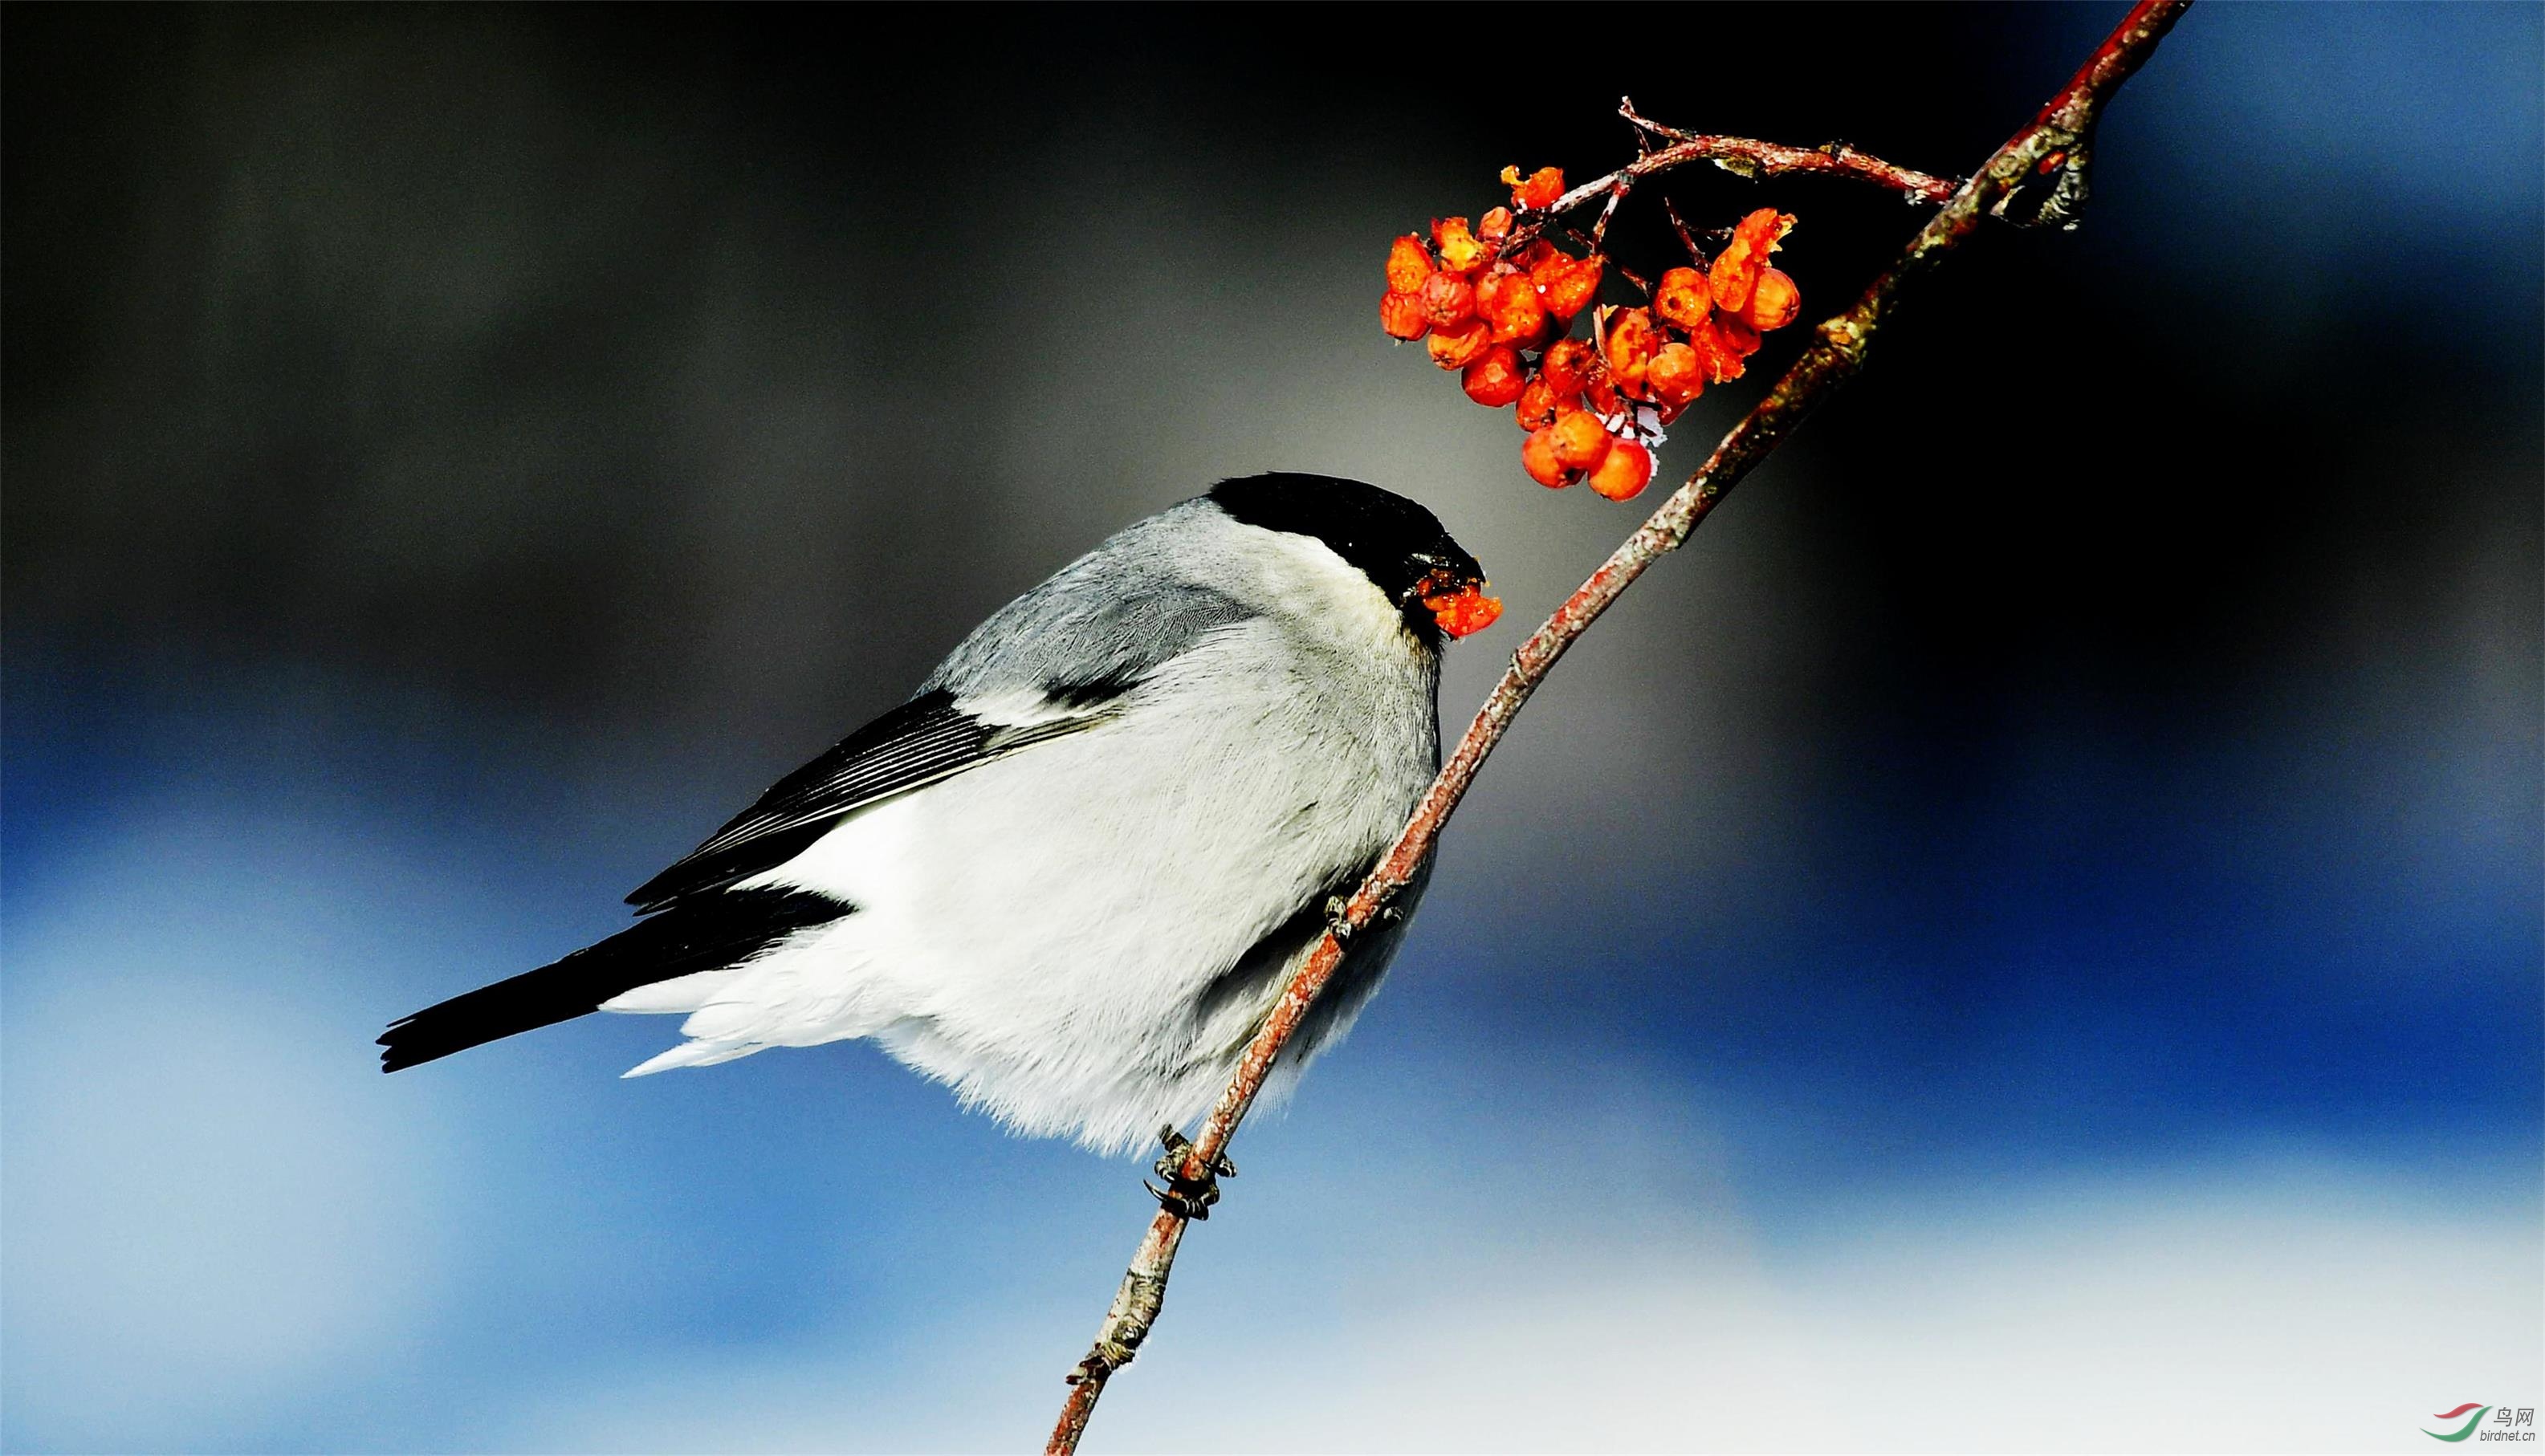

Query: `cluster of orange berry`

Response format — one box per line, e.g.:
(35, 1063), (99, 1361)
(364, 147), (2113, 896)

(1379, 166), (1804, 501)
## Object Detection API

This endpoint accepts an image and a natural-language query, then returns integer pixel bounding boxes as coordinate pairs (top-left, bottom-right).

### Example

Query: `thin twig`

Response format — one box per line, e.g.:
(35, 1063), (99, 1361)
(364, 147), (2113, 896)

(1502, 116), (1950, 258)
(1590, 99), (1960, 209)
(1046, 4), (2188, 1450)
(1663, 197), (1710, 269)
(1559, 226), (1651, 296)
(1586, 176), (1632, 253)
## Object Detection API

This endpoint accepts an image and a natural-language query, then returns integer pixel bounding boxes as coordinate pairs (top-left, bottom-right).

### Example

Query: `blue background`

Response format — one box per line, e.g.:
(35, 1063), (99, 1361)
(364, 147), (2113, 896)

(6, 5), (2538, 1450)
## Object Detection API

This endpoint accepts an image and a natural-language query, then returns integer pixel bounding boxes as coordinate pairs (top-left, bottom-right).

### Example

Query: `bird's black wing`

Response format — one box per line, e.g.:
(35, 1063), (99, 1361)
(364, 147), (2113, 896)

(625, 683), (1126, 912)
(381, 885), (845, 1071)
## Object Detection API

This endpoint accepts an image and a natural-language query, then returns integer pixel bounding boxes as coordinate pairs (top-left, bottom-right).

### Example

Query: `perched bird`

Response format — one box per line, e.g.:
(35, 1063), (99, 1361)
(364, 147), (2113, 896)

(380, 473), (1500, 1161)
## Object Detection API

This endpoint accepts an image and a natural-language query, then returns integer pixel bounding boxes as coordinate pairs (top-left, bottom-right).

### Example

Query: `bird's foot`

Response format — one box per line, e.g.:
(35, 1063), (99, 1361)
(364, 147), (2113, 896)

(1146, 1125), (1236, 1221)
(1324, 894), (1354, 942)
(1323, 894), (1403, 945)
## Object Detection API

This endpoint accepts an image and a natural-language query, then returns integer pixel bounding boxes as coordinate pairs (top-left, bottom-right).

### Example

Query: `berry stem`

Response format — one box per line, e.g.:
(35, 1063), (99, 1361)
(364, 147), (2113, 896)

(1048, 4), (2189, 1450)
(1587, 175), (1633, 252)
(1663, 197), (1711, 269)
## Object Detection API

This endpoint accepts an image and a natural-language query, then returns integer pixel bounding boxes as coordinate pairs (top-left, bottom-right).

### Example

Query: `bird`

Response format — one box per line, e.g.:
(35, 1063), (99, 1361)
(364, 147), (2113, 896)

(378, 472), (1501, 1163)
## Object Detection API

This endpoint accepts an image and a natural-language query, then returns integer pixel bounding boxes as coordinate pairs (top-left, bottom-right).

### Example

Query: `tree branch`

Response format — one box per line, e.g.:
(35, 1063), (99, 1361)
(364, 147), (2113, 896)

(1600, 97), (1961, 207)
(1498, 107), (1956, 266)
(1047, 4), (2188, 1450)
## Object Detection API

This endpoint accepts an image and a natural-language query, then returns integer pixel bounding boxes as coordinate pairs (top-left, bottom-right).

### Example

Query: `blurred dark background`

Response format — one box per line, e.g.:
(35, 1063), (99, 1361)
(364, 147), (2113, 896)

(6, 5), (2538, 1451)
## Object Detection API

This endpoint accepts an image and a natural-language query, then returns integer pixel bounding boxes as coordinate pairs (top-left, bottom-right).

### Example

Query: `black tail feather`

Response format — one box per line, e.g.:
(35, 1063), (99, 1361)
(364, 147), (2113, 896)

(380, 887), (849, 1072)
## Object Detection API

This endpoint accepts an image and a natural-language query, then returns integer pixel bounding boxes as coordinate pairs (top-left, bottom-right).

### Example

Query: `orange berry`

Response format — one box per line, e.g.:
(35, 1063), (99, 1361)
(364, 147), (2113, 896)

(1647, 341), (1705, 406)
(1602, 307), (1661, 398)
(1512, 238), (1558, 272)
(1432, 216), (1488, 273)
(1419, 270), (1476, 328)
(1514, 375), (1566, 430)
(1654, 266), (1713, 331)
(1584, 374), (1624, 417)
(1424, 584), (1504, 637)
(1478, 206), (1514, 242)
(1509, 313), (1559, 352)
(1549, 409), (1614, 472)
(1378, 290), (1429, 340)
(1540, 338), (1597, 395)
(1541, 257), (1602, 320)
(1740, 205), (1794, 243)
(1708, 206), (1794, 314)
(1461, 346), (1528, 406)
(1503, 164), (1565, 210)
(1385, 234), (1434, 295)
(1484, 273), (1547, 344)
(1427, 315), (1492, 369)
(1689, 317), (1748, 384)
(1521, 425), (1575, 487)
(1716, 313), (1763, 356)
(1586, 437), (1654, 501)
(1707, 253), (1753, 315)
(1744, 266), (1800, 331)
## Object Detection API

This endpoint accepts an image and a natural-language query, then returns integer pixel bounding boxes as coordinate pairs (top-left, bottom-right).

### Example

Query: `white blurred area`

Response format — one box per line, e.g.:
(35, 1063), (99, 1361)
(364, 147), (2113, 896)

(507, 1153), (2542, 1454)
(0, 807), (465, 1449)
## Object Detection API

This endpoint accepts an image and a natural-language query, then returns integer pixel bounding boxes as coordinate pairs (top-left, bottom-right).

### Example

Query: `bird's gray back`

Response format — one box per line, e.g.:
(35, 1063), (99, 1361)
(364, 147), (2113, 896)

(923, 502), (1259, 703)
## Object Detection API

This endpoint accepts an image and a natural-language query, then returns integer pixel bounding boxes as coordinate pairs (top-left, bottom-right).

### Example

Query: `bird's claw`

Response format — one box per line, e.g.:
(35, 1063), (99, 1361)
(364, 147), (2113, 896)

(1149, 1125), (1235, 1221)
(1324, 895), (1403, 945)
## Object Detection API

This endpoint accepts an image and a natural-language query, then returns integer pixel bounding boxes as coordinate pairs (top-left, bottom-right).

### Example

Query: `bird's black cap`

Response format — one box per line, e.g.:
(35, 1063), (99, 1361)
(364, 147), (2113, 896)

(1207, 473), (1485, 638)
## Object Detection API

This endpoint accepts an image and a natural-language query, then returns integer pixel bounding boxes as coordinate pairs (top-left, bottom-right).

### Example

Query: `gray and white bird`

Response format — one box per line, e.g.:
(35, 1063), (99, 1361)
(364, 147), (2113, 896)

(379, 474), (1500, 1156)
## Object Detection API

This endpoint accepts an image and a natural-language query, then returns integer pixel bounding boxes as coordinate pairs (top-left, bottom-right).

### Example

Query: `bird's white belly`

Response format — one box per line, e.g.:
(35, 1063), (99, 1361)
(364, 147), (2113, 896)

(705, 684), (1427, 1152)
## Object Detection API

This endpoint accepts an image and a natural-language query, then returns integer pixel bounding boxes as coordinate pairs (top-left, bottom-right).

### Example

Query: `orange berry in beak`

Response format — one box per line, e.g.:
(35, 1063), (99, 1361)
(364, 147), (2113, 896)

(1423, 583), (1504, 637)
